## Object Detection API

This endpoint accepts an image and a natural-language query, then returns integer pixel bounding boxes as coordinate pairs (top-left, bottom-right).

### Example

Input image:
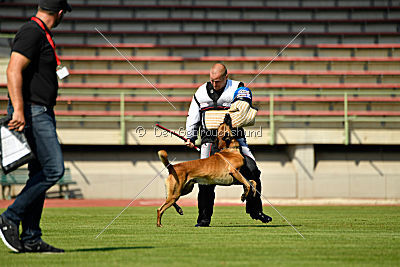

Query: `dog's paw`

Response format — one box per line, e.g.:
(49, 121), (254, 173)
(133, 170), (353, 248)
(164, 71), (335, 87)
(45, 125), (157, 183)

(241, 194), (246, 202)
(177, 208), (183, 215)
(174, 205), (184, 215)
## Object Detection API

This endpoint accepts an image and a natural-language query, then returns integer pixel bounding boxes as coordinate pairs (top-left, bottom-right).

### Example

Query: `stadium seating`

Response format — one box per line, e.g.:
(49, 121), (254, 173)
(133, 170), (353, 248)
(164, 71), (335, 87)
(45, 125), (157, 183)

(1, 3), (400, 44)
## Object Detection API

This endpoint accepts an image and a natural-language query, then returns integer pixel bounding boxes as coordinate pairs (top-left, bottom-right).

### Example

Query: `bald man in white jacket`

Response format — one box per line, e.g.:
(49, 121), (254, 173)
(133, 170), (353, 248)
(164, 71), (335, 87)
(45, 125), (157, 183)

(185, 63), (272, 227)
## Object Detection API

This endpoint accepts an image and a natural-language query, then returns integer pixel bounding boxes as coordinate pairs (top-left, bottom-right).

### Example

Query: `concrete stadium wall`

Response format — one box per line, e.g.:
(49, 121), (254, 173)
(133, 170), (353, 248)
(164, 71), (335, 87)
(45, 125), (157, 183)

(56, 127), (400, 146)
(41, 144), (400, 200)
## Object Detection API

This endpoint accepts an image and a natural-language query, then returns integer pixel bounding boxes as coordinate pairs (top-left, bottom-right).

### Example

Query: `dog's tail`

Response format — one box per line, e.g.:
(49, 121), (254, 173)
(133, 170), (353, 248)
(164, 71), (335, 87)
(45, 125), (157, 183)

(158, 150), (174, 172)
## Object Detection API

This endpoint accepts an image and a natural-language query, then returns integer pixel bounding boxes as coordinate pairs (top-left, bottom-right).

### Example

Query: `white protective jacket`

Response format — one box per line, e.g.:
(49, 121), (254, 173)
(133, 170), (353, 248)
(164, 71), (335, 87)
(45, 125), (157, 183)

(186, 79), (244, 144)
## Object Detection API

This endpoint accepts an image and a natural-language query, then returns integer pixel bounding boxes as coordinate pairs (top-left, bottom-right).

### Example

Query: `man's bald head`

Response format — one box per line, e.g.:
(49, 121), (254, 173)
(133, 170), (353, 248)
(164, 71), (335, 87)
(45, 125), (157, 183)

(210, 63), (228, 91)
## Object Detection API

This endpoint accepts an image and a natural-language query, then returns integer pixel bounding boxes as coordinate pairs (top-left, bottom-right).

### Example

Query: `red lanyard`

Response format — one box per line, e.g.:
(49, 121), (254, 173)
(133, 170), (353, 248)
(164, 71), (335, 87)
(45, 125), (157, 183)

(31, 17), (61, 67)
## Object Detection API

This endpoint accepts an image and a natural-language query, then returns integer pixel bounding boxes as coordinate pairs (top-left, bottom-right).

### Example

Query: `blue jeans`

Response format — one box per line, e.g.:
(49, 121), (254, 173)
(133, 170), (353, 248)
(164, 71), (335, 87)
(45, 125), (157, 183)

(2, 102), (64, 242)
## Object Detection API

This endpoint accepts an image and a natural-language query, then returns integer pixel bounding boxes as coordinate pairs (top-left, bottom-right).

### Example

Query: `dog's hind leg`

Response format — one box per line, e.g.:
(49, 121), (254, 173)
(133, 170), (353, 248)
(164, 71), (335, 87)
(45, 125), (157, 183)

(157, 174), (183, 226)
(170, 180), (194, 216)
(157, 196), (179, 227)
(181, 181), (195, 196)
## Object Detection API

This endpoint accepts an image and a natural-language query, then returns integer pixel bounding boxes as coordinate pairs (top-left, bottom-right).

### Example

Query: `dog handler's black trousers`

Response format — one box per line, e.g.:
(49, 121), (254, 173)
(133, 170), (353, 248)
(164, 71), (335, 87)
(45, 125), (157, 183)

(197, 155), (263, 225)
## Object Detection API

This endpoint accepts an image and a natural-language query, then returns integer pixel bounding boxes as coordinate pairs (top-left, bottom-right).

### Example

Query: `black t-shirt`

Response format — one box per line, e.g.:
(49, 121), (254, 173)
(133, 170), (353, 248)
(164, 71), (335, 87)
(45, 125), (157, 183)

(11, 18), (58, 107)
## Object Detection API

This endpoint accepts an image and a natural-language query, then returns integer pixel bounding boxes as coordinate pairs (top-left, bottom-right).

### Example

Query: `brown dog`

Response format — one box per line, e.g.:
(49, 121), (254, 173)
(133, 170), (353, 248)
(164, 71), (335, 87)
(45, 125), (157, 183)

(156, 114), (256, 227)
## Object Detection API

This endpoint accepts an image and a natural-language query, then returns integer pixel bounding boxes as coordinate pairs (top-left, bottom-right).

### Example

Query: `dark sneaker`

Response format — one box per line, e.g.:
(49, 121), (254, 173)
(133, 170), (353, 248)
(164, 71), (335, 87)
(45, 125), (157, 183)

(195, 221), (210, 227)
(250, 212), (272, 223)
(0, 214), (23, 252)
(23, 239), (64, 253)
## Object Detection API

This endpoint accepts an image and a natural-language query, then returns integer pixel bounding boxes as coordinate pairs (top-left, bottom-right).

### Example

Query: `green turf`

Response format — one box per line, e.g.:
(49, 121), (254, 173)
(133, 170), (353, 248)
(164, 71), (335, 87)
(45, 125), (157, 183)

(0, 206), (399, 266)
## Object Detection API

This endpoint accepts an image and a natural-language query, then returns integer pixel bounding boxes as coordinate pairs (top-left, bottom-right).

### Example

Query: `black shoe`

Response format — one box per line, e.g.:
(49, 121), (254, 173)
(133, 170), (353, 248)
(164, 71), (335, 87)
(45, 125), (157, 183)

(195, 221), (210, 227)
(250, 212), (272, 223)
(23, 239), (64, 253)
(0, 214), (23, 252)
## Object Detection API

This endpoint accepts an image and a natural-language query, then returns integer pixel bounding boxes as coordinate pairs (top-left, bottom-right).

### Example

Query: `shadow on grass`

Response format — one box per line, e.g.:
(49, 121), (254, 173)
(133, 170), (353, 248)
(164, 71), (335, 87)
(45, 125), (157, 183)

(69, 246), (154, 252)
(213, 224), (302, 228)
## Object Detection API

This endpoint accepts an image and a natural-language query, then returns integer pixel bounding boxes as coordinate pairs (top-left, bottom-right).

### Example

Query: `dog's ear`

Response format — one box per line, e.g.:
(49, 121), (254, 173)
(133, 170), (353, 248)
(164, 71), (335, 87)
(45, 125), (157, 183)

(224, 113), (232, 128)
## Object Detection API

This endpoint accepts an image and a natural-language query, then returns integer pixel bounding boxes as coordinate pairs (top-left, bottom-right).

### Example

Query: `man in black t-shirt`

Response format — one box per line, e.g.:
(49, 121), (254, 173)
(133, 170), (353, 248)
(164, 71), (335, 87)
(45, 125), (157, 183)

(0, 0), (71, 253)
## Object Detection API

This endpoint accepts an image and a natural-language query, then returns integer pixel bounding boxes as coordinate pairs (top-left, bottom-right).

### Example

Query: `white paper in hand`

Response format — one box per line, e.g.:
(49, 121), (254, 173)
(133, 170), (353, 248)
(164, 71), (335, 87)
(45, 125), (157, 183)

(1, 126), (31, 167)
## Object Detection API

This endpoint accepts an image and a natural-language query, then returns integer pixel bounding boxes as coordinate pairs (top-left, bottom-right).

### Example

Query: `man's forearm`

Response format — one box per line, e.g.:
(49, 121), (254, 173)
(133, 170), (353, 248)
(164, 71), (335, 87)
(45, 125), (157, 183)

(6, 52), (30, 131)
(7, 68), (24, 112)
(7, 52), (31, 113)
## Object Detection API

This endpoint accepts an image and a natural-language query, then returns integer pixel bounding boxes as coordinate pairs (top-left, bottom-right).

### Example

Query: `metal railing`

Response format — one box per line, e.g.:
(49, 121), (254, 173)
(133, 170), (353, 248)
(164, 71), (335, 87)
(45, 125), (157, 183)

(266, 91), (400, 145)
(1, 90), (400, 145)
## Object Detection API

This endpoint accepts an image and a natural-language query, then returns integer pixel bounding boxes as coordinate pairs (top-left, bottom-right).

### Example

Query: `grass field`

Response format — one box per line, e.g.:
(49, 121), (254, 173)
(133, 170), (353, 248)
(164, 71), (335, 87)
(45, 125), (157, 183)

(0, 205), (399, 266)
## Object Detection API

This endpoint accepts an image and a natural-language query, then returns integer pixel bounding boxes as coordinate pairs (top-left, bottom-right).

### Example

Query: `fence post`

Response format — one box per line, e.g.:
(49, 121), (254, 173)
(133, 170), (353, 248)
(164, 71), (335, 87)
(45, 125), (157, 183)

(269, 92), (275, 145)
(120, 92), (126, 145)
(344, 92), (349, 145)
